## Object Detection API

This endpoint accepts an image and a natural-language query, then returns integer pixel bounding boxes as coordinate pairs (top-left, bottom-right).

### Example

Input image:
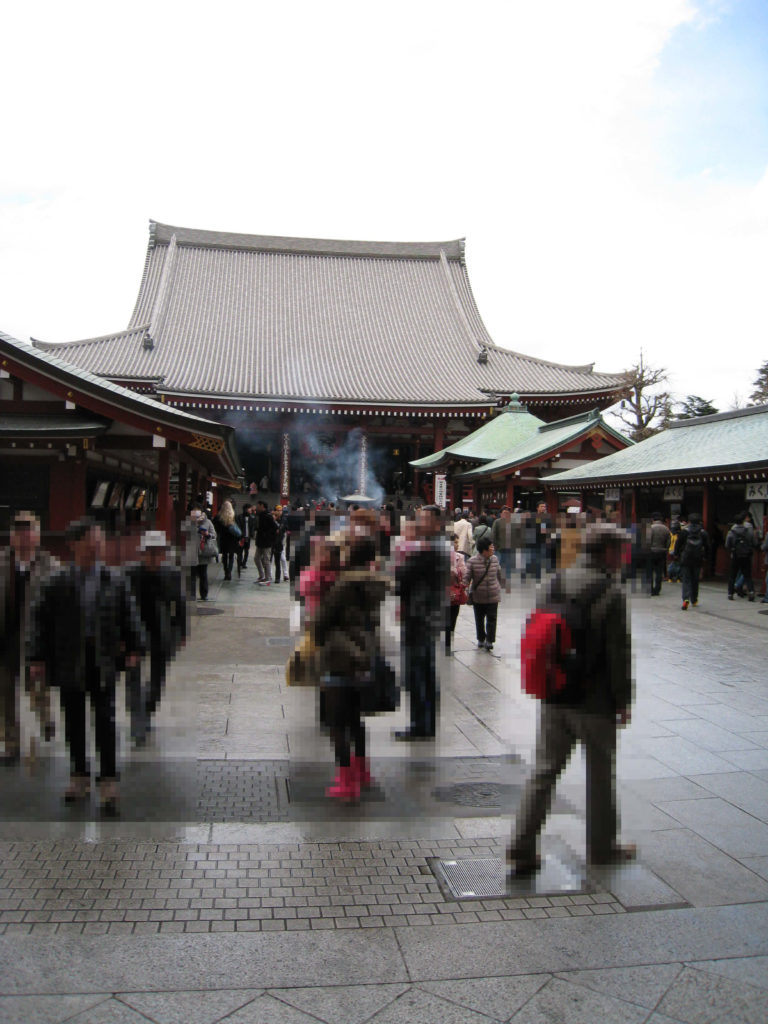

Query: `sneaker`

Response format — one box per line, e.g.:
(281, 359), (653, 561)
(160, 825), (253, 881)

(476, 641), (485, 649)
(682, 600), (689, 610)
(64, 773), (91, 803)
(258, 580), (271, 587)
(485, 642), (494, 651)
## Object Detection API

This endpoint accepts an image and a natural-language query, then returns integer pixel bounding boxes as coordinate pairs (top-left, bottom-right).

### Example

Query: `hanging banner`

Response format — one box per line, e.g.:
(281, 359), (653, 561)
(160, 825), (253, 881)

(280, 433), (291, 502)
(435, 473), (447, 508)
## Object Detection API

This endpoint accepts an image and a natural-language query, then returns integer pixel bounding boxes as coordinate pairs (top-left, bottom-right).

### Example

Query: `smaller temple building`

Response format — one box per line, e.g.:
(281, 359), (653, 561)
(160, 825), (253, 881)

(411, 398), (630, 511)
(546, 404), (768, 575)
(0, 331), (240, 549)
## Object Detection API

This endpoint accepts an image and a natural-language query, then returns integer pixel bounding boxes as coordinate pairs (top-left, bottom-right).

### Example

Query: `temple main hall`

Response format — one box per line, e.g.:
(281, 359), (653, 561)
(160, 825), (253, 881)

(34, 221), (628, 506)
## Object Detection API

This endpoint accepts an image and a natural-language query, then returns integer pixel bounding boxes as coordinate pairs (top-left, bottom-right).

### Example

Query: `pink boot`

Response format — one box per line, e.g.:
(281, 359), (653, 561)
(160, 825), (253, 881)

(350, 755), (372, 788)
(325, 765), (360, 801)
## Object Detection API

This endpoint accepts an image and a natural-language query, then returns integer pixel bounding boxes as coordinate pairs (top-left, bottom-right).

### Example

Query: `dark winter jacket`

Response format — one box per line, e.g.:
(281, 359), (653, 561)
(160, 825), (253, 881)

(536, 561), (632, 716)
(312, 568), (388, 681)
(677, 523), (709, 565)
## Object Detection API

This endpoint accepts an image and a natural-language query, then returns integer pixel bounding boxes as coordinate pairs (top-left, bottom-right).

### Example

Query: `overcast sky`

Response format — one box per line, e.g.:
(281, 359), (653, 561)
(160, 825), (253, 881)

(2, 0), (767, 415)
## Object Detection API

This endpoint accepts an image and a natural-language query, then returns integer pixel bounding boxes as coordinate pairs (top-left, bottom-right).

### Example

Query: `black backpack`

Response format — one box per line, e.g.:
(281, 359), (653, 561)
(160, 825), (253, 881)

(681, 526), (705, 563)
(731, 525), (753, 559)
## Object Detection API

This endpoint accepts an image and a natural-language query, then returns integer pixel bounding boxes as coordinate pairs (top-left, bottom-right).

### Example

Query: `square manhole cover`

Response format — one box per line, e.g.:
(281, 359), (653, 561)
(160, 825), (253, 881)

(430, 856), (586, 900)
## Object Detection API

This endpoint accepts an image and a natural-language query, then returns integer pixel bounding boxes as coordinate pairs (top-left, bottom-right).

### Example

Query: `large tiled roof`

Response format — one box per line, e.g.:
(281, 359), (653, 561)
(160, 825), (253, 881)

(455, 409), (630, 480)
(33, 221), (628, 410)
(547, 405), (768, 486)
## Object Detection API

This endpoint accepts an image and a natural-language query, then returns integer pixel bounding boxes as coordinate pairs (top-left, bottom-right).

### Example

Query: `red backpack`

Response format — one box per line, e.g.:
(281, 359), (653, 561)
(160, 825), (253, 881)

(520, 610), (573, 700)
(520, 576), (612, 700)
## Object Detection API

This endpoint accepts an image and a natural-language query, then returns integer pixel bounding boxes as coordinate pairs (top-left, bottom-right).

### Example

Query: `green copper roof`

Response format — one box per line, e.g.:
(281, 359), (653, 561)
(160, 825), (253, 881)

(455, 409), (629, 480)
(411, 398), (543, 469)
(547, 405), (768, 486)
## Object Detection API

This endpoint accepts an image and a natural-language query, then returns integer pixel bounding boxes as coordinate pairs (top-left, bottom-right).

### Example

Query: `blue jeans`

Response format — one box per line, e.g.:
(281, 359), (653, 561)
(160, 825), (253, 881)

(498, 549), (513, 581)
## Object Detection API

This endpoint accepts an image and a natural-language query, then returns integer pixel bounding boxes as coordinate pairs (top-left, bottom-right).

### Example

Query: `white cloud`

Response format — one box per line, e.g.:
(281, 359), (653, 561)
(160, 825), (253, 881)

(1, 0), (765, 409)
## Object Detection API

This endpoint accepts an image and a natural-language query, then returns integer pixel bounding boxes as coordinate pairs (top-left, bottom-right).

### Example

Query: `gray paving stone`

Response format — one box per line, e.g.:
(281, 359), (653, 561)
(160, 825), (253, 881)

(0, 994), (111, 1024)
(553, 964), (683, 1009)
(65, 998), (155, 1023)
(656, 965), (768, 1023)
(119, 988), (263, 1024)
(638, 828), (768, 906)
(692, 772), (768, 822)
(0, 931), (408, 993)
(366, 987), (497, 1023)
(586, 862), (686, 911)
(685, 956), (768, 992)
(269, 983), (409, 1024)
(224, 992), (334, 1023)
(506, 976), (647, 1023)
(396, 904), (768, 980)
(419, 976), (548, 1020)
(656, 797), (768, 858)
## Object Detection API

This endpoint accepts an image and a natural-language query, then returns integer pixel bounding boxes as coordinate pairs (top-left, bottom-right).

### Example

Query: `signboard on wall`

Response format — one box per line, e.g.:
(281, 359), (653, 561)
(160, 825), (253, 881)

(746, 482), (768, 501)
(435, 474), (447, 508)
(604, 488), (621, 502)
(663, 486), (684, 502)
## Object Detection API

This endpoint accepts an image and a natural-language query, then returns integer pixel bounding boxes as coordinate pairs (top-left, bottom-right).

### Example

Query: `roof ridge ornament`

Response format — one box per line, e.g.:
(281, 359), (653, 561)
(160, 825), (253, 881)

(149, 233), (178, 343)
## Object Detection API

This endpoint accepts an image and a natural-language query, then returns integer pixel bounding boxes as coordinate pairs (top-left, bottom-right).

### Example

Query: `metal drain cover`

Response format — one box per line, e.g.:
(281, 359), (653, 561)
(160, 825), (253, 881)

(432, 782), (516, 808)
(267, 636), (294, 646)
(431, 856), (586, 899)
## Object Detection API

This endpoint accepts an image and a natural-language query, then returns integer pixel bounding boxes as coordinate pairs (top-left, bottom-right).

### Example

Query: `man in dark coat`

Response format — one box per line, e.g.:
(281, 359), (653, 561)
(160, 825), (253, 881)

(126, 530), (187, 746)
(254, 500), (279, 585)
(726, 512), (756, 600)
(676, 513), (710, 610)
(646, 513), (672, 597)
(28, 518), (146, 814)
(0, 512), (59, 764)
(508, 522), (634, 875)
(236, 502), (255, 571)
(395, 505), (449, 740)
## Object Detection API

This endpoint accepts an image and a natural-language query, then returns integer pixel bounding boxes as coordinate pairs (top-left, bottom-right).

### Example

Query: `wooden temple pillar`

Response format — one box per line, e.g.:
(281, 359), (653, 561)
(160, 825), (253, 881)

(49, 456), (87, 532)
(412, 441), (420, 501)
(505, 478), (516, 508)
(156, 446), (172, 534)
(176, 459), (188, 539)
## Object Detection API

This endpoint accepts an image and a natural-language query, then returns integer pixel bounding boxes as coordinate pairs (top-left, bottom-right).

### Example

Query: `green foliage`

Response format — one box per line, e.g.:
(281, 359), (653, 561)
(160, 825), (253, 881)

(673, 395), (719, 420)
(748, 360), (768, 406)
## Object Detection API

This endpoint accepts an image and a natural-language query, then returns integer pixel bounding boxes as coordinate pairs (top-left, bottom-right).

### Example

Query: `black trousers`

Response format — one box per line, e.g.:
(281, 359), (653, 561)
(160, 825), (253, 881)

(403, 630), (438, 736)
(322, 686), (365, 767)
(729, 555), (754, 596)
(190, 564), (209, 599)
(60, 651), (117, 780)
(445, 604), (460, 651)
(473, 602), (498, 644)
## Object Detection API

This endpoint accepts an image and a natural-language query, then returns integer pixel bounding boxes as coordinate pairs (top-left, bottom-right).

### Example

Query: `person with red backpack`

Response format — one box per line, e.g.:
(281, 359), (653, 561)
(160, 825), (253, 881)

(510, 522), (635, 877)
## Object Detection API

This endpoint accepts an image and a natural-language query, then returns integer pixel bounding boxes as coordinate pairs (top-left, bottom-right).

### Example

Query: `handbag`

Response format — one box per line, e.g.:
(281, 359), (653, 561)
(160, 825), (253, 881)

(467, 560), (491, 606)
(360, 652), (399, 714)
(450, 582), (468, 606)
(286, 631), (316, 687)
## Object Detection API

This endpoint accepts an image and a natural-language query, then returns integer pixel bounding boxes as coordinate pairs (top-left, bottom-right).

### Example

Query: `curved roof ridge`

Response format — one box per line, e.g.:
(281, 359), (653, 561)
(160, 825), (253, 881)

(32, 325), (150, 351)
(148, 220), (466, 261)
(484, 344), (607, 375)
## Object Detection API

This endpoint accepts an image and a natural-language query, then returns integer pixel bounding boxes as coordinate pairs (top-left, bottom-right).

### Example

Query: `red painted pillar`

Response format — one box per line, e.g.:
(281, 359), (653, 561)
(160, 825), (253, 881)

(156, 447), (172, 533)
(505, 478), (516, 508)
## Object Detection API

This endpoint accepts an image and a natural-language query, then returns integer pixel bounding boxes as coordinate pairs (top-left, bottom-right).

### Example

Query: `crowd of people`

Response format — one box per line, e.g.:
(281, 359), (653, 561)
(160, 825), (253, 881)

(1, 498), (765, 845)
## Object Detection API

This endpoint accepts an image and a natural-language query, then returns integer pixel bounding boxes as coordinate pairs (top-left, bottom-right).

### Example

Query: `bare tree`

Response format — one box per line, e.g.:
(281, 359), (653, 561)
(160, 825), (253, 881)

(615, 352), (673, 441)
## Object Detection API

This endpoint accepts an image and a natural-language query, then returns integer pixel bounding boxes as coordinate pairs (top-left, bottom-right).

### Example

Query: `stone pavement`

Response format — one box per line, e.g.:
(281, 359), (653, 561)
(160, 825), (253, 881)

(1, 565), (768, 1022)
